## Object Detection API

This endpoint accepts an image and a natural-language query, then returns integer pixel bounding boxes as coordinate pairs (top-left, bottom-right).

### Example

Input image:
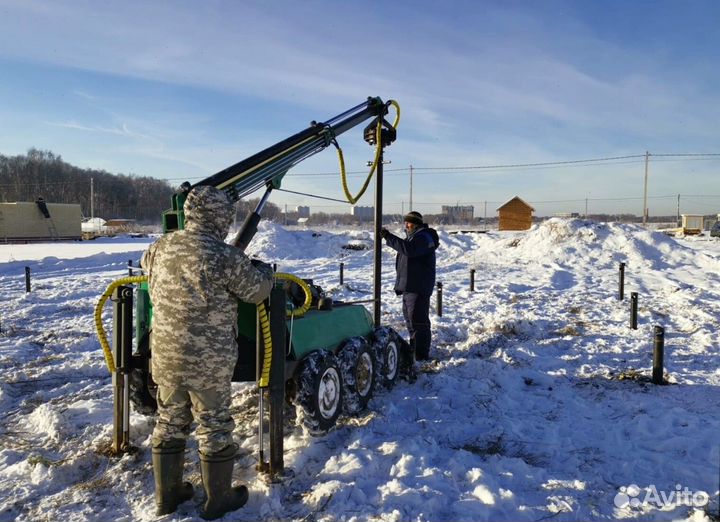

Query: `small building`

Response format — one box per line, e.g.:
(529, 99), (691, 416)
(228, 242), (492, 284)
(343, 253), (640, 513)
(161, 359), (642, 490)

(81, 217), (111, 238)
(296, 206), (310, 219)
(497, 196), (534, 231)
(104, 219), (137, 234)
(680, 214), (703, 235)
(0, 200), (82, 242)
(82, 217), (108, 234)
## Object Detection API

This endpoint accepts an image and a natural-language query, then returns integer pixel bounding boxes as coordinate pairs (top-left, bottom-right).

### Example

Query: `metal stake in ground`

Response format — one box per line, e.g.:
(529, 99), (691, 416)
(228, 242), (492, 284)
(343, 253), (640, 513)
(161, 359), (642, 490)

(340, 262), (344, 285)
(470, 269), (475, 292)
(128, 259), (133, 277)
(436, 282), (443, 317)
(652, 325), (665, 385)
(618, 262), (626, 300)
(630, 292), (639, 330)
(25, 266), (31, 293)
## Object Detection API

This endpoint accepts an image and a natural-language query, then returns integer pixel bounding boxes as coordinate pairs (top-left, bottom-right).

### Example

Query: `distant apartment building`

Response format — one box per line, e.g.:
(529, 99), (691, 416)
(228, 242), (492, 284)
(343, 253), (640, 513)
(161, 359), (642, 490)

(351, 206), (374, 221)
(296, 206), (310, 218)
(441, 205), (474, 221)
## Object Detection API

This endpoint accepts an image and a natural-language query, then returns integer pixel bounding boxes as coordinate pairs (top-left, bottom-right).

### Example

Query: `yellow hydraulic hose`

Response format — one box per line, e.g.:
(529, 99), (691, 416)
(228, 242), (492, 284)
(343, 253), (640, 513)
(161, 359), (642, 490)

(273, 272), (313, 317)
(95, 272), (312, 389)
(338, 100), (400, 205)
(257, 302), (272, 388)
(388, 100), (401, 128)
(94, 275), (148, 373)
(257, 272), (312, 387)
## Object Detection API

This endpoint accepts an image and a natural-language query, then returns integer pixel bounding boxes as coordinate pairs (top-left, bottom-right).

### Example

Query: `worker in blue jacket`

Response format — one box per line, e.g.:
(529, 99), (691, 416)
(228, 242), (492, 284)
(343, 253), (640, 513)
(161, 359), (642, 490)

(381, 211), (440, 361)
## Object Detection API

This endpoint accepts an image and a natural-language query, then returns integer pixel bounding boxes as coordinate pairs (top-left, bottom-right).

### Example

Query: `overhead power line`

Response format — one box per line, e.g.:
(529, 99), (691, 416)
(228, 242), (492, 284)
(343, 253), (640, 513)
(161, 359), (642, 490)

(650, 153), (720, 158)
(401, 154), (646, 172)
(121, 152), (720, 182)
(158, 152), (720, 185)
(288, 152), (720, 177)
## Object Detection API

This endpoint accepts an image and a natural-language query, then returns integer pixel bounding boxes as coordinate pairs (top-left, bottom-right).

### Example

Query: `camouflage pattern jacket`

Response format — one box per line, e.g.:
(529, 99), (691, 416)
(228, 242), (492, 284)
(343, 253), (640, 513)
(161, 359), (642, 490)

(141, 186), (273, 392)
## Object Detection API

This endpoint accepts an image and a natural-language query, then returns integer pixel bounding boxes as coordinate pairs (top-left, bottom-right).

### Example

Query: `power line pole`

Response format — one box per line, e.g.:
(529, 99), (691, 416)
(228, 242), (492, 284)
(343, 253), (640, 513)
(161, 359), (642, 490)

(642, 151), (650, 226)
(373, 148), (386, 326)
(676, 194), (681, 226)
(90, 177), (94, 220)
(409, 164), (413, 211)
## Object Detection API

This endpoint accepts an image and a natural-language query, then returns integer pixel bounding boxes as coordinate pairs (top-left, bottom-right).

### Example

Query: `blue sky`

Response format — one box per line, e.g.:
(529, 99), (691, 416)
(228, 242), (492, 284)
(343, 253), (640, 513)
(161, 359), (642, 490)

(1, 0), (719, 217)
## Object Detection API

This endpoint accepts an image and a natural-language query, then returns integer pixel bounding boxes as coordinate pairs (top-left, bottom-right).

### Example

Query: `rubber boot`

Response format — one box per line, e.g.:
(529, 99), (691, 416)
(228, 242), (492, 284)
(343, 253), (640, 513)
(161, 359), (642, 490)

(199, 444), (248, 520)
(152, 440), (194, 516)
(401, 346), (417, 383)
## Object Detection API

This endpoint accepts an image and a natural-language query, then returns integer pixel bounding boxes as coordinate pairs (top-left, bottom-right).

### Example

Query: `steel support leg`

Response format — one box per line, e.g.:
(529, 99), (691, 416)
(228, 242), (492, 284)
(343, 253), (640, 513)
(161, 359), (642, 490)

(112, 286), (133, 454)
(268, 287), (286, 476)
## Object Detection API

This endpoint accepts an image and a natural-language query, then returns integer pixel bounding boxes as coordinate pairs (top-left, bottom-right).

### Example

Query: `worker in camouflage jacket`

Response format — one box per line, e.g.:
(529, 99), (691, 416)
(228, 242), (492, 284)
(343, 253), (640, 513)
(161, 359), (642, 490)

(141, 185), (273, 520)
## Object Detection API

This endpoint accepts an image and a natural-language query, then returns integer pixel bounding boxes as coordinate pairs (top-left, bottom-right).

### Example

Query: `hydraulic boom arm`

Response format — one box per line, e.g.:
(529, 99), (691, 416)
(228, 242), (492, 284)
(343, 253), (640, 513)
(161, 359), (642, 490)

(162, 96), (396, 249)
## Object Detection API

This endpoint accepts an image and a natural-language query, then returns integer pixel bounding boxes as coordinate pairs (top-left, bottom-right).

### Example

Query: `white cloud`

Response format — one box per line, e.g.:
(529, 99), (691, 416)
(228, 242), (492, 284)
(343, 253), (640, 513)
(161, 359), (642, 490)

(1, 0), (718, 213)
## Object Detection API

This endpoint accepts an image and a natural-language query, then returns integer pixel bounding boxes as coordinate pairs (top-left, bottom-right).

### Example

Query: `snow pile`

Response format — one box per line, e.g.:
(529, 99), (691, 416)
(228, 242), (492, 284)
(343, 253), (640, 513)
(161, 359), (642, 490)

(476, 218), (704, 271)
(247, 222), (375, 263)
(1, 220), (719, 521)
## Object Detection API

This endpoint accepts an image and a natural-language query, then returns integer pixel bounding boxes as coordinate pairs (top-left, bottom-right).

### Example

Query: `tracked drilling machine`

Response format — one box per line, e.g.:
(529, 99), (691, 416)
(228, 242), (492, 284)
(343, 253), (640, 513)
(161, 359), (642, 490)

(95, 97), (410, 477)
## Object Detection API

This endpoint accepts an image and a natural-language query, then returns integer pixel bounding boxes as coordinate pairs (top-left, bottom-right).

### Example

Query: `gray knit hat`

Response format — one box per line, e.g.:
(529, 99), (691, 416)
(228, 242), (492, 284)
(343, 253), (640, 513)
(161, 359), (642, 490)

(403, 211), (423, 225)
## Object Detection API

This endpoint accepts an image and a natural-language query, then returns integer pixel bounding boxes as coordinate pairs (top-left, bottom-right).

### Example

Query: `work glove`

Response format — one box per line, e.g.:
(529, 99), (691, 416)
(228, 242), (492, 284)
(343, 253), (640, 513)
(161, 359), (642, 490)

(251, 258), (275, 279)
(380, 227), (391, 240)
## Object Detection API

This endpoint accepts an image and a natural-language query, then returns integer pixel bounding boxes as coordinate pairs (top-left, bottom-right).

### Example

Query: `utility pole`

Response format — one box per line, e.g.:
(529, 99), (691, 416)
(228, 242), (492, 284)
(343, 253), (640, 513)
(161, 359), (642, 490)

(90, 177), (94, 220)
(585, 197), (588, 218)
(373, 151), (385, 326)
(642, 151), (650, 226)
(409, 164), (413, 211)
(676, 194), (681, 227)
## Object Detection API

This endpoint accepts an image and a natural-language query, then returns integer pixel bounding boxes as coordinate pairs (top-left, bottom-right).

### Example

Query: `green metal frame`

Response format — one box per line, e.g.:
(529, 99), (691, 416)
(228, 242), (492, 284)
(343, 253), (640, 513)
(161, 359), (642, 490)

(235, 300), (374, 381)
(288, 307), (374, 360)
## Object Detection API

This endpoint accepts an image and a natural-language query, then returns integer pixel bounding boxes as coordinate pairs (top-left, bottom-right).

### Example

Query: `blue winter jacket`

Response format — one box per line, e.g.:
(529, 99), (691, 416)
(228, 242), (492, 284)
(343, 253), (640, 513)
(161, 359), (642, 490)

(384, 224), (439, 296)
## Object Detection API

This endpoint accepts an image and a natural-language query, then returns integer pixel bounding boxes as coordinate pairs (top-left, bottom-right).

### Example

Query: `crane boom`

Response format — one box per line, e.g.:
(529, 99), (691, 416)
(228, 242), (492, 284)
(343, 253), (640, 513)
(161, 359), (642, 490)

(195, 97), (388, 200)
(161, 96), (394, 242)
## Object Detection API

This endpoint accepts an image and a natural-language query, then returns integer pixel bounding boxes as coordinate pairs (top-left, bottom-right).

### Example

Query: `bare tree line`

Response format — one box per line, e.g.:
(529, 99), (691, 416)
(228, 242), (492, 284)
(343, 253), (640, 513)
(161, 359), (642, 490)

(0, 149), (175, 223)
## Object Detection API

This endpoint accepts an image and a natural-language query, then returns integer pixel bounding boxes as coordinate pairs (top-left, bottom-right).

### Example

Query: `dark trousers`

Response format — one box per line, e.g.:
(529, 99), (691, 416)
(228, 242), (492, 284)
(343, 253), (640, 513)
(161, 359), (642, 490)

(402, 292), (432, 361)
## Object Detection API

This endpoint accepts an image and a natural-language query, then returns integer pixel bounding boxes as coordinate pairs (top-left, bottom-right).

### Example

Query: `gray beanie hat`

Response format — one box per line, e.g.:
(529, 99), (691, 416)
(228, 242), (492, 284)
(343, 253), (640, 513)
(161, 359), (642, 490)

(403, 211), (423, 225)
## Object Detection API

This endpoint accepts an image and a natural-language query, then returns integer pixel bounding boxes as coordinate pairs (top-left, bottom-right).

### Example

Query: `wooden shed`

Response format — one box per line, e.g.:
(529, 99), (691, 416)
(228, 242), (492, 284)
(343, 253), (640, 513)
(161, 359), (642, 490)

(0, 201), (82, 242)
(497, 196), (534, 231)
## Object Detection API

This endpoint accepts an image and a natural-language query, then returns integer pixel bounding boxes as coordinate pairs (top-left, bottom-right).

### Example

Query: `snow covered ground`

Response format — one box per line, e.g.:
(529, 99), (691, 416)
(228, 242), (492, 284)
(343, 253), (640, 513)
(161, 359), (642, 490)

(1, 219), (719, 522)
